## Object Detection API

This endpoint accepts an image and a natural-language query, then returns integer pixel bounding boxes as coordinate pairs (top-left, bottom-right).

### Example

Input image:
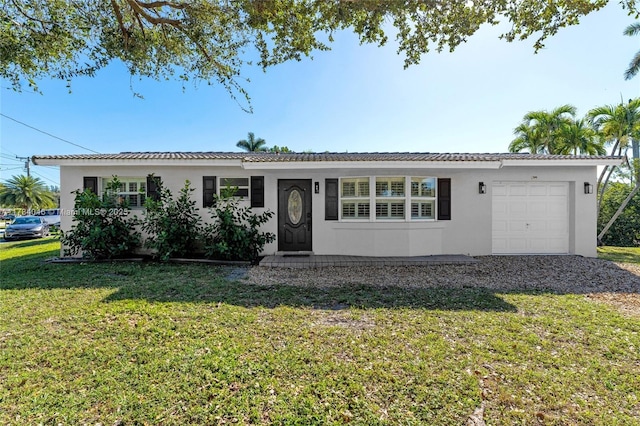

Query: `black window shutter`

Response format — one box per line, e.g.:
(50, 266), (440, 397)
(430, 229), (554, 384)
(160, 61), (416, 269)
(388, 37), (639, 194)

(250, 176), (264, 208)
(203, 176), (217, 208)
(83, 177), (98, 194)
(325, 179), (339, 221)
(438, 178), (451, 221)
(146, 175), (162, 201)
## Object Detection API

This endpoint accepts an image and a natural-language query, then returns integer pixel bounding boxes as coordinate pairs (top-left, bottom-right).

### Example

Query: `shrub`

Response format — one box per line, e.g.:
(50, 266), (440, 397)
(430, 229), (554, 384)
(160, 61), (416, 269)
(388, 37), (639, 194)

(598, 182), (640, 247)
(204, 187), (275, 262)
(142, 177), (204, 260)
(61, 176), (140, 259)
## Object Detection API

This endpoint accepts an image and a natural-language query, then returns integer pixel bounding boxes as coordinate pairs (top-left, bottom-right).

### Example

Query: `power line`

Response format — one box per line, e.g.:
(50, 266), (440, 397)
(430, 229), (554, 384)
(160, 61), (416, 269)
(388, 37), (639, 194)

(0, 113), (101, 154)
(31, 170), (60, 186)
(0, 154), (22, 162)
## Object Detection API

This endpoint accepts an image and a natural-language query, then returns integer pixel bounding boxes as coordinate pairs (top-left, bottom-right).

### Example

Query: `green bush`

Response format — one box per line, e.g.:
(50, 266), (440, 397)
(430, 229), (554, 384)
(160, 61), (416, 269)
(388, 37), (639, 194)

(204, 187), (275, 262)
(598, 182), (640, 247)
(61, 176), (141, 259)
(142, 178), (204, 260)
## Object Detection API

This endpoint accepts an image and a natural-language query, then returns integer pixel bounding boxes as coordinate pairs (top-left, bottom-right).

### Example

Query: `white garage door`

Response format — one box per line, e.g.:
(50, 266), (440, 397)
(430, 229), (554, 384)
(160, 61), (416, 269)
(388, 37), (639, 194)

(492, 182), (569, 254)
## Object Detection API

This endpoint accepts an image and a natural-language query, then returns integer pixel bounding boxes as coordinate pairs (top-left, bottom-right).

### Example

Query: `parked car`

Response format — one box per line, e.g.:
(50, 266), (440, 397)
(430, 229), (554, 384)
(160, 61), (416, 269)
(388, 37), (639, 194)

(1, 214), (16, 222)
(4, 216), (50, 241)
(34, 208), (61, 227)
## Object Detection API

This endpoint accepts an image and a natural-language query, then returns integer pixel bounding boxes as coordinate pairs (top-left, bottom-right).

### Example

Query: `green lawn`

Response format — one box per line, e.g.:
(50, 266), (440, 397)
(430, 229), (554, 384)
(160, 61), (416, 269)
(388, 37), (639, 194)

(1, 240), (639, 424)
(598, 246), (640, 264)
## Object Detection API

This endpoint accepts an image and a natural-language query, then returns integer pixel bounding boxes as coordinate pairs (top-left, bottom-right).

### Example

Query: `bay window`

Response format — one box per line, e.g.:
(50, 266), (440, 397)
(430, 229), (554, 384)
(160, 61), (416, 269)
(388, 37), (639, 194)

(339, 176), (438, 221)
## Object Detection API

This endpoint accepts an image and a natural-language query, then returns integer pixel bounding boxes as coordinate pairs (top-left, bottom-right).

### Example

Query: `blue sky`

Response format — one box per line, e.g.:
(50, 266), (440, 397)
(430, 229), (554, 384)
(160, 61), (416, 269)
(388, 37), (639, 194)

(1, 2), (639, 187)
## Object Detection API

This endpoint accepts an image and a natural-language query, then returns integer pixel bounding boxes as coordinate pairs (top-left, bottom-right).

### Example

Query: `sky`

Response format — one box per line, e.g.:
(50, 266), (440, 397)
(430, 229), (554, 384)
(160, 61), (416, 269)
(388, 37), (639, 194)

(1, 2), (640, 187)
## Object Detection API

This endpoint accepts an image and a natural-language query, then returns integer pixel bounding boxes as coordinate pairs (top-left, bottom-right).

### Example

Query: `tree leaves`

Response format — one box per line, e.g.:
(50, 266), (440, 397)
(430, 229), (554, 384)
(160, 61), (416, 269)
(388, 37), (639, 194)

(2, 0), (634, 107)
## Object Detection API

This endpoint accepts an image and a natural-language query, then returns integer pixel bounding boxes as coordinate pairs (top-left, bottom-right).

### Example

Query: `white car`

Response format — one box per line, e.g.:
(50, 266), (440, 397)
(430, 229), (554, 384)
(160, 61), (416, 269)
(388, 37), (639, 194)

(34, 208), (61, 227)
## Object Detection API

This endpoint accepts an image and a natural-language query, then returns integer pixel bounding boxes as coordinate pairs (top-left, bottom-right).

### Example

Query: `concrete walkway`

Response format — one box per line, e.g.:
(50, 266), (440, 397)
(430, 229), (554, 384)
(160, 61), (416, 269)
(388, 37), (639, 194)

(259, 254), (478, 268)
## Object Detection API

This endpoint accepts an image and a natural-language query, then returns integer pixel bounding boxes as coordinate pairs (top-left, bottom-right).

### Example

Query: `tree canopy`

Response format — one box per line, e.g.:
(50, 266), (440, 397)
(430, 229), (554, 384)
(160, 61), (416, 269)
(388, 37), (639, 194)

(3, 1), (638, 106)
(236, 132), (267, 152)
(0, 175), (56, 210)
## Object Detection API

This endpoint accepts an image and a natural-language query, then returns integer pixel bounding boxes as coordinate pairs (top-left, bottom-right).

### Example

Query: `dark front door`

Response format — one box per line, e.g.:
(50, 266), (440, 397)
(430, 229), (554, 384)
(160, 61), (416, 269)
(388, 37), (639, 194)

(278, 179), (312, 252)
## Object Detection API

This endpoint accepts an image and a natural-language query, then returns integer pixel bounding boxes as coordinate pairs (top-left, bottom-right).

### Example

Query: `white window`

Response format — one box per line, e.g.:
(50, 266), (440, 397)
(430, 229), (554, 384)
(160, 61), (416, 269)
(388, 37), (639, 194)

(220, 177), (249, 198)
(340, 177), (370, 219)
(411, 177), (436, 220)
(103, 178), (147, 207)
(376, 177), (405, 220)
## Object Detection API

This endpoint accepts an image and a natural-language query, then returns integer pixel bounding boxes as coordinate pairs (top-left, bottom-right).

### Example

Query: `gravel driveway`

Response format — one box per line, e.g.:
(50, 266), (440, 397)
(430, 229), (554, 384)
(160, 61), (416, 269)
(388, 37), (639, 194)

(246, 256), (639, 293)
(245, 256), (640, 316)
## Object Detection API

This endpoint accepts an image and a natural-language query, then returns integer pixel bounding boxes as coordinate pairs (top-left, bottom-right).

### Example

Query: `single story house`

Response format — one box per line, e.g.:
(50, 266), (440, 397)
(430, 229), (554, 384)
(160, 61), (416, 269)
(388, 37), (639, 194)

(33, 152), (623, 258)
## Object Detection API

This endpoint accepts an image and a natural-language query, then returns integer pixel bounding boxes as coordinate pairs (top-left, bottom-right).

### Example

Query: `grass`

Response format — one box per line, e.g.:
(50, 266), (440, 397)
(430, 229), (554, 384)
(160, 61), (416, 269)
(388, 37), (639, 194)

(598, 246), (640, 264)
(1, 240), (639, 424)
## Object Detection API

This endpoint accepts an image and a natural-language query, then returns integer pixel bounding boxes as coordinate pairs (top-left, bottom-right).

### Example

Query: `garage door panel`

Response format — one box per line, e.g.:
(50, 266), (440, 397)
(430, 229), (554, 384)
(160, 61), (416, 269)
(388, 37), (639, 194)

(509, 200), (527, 215)
(508, 185), (527, 196)
(492, 181), (569, 254)
(509, 221), (527, 232)
(529, 185), (548, 196)
(493, 220), (508, 232)
(548, 184), (568, 196)
(529, 202), (547, 215)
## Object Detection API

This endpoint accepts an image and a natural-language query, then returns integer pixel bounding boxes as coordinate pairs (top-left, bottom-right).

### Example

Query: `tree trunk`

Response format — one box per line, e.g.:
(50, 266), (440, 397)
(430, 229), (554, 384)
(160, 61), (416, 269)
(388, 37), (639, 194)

(597, 183), (640, 243)
(596, 141), (621, 219)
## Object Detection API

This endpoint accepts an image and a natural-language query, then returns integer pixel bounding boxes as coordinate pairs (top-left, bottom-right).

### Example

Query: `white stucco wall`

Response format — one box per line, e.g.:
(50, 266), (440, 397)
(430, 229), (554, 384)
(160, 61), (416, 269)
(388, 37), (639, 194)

(57, 163), (600, 258)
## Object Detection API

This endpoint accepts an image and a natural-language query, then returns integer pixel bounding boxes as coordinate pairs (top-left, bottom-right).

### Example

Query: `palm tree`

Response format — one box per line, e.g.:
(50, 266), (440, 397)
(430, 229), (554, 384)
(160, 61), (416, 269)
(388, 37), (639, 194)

(588, 98), (640, 241)
(509, 123), (544, 153)
(556, 119), (606, 155)
(236, 132), (267, 152)
(510, 105), (576, 154)
(624, 23), (640, 80)
(0, 175), (56, 211)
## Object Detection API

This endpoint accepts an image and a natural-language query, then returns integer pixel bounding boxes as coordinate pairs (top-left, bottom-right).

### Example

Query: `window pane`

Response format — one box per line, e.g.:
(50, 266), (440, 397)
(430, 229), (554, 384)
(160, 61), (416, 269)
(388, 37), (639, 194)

(342, 181), (355, 197)
(376, 178), (404, 196)
(128, 194), (139, 206)
(391, 203), (404, 218)
(411, 177), (436, 197)
(222, 178), (249, 186)
(342, 202), (355, 218)
(411, 201), (435, 219)
(357, 181), (369, 197)
(376, 181), (389, 196)
(129, 182), (138, 192)
(376, 203), (388, 217)
(357, 203), (370, 217)
(391, 181), (404, 196)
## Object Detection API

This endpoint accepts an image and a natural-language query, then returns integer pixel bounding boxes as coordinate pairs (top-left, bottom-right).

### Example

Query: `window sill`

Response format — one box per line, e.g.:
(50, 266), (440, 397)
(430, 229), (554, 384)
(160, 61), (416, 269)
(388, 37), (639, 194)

(332, 221), (446, 230)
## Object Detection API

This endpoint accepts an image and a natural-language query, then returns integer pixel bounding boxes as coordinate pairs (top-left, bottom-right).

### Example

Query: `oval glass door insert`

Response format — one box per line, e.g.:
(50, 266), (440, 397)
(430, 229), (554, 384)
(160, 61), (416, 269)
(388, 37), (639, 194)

(288, 189), (303, 225)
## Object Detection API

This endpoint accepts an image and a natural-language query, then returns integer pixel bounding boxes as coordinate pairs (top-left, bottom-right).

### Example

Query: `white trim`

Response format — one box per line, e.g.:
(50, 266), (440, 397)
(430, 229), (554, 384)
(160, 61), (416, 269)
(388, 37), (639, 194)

(500, 158), (623, 167)
(36, 157), (623, 169)
(35, 159), (244, 167)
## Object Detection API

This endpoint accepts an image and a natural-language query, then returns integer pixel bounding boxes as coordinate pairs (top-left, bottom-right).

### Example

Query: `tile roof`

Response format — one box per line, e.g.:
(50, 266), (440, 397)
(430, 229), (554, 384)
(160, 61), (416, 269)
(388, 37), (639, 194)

(32, 152), (623, 163)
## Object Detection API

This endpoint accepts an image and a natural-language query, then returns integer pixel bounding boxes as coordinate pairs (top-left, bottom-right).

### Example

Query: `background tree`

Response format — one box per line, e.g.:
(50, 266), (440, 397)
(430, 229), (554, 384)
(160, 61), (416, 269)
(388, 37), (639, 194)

(269, 145), (292, 153)
(509, 105), (576, 154)
(0, 175), (55, 211)
(624, 22), (640, 80)
(587, 98), (640, 242)
(236, 132), (267, 152)
(556, 119), (605, 155)
(2, 1), (633, 107)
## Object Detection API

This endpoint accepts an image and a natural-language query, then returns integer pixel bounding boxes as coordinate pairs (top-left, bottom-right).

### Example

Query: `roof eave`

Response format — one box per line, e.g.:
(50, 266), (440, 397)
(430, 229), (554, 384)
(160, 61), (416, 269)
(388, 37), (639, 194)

(500, 158), (624, 167)
(241, 160), (503, 169)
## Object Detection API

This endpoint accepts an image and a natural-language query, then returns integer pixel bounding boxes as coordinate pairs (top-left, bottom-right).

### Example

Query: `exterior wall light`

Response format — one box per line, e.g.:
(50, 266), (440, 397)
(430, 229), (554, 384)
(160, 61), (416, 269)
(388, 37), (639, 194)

(314, 181), (320, 194)
(584, 182), (593, 194)
(479, 182), (486, 194)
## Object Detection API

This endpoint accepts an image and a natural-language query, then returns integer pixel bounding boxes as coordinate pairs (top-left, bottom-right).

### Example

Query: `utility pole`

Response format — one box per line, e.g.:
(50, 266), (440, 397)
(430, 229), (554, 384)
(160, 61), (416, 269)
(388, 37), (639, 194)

(15, 156), (30, 176)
